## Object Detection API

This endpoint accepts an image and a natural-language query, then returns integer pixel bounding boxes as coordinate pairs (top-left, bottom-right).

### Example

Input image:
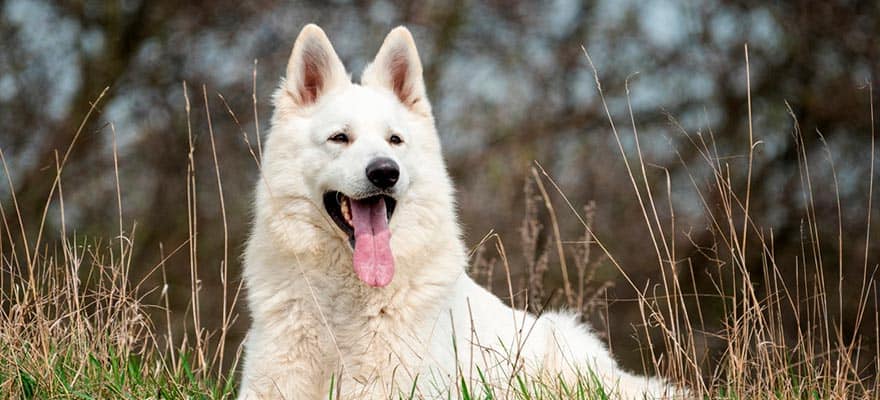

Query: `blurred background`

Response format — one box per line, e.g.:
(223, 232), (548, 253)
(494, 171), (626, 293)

(2, 0), (878, 381)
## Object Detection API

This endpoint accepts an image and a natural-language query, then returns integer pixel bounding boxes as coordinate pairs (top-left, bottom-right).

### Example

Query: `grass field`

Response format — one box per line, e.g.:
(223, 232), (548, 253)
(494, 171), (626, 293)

(1, 55), (878, 399)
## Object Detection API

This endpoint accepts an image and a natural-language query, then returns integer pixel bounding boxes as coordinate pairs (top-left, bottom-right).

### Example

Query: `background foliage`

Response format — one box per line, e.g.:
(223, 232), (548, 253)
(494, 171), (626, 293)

(2, 0), (878, 386)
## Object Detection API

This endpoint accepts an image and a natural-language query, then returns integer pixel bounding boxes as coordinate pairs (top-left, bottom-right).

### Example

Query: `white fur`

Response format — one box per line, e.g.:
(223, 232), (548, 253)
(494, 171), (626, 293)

(238, 24), (679, 400)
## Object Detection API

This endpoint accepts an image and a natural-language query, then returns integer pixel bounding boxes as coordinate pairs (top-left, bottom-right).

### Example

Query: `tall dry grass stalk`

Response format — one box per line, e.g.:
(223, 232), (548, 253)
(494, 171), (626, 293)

(474, 49), (878, 399)
(0, 47), (877, 399)
(0, 83), (242, 398)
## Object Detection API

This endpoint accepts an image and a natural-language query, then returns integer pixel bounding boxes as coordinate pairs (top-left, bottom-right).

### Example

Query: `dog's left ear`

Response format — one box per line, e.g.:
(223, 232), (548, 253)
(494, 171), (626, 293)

(284, 24), (349, 108)
(362, 27), (431, 115)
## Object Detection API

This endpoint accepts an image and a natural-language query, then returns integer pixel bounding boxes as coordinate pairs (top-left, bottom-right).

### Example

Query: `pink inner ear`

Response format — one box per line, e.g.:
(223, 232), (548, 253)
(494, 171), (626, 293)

(300, 50), (326, 104)
(388, 50), (413, 106)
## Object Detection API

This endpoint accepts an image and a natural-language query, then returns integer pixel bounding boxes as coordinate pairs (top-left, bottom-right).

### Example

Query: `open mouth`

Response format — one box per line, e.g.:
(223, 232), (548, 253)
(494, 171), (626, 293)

(323, 191), (397, 288)
(323, 191), (397, 245)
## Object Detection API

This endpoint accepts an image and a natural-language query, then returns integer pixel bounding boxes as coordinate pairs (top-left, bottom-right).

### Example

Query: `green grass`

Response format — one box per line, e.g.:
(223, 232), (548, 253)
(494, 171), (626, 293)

(1, 59), (878, 399)
(3, 346), (235, 399)
(7, 347), (230, 399)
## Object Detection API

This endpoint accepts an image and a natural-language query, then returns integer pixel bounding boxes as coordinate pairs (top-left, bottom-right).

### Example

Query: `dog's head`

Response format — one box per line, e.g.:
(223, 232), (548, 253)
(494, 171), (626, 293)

(257, 25), (456, 288)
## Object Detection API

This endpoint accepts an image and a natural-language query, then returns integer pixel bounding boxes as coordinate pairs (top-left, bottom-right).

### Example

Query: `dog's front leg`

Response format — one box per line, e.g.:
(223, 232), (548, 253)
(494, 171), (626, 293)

(237, 314), (330, 399)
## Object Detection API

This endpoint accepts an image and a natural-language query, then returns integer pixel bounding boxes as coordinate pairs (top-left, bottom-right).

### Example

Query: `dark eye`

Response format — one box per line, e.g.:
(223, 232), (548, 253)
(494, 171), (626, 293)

(329, 132), (349, 143)
(389, 134), (403, 145)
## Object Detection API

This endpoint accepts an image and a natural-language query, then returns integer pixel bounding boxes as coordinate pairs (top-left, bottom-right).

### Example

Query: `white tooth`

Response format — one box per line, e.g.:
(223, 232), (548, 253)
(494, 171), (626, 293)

(341, 199), (351, 224)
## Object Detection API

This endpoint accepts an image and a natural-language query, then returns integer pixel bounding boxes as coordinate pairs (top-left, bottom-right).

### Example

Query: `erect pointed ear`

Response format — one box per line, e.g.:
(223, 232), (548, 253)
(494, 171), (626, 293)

(284, 24), (349, 107)
(362, 27), (431, 115)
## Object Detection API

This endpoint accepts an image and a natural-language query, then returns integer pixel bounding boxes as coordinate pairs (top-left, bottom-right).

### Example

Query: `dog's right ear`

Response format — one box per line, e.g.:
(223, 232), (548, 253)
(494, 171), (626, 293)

(283, 24), (348, 107)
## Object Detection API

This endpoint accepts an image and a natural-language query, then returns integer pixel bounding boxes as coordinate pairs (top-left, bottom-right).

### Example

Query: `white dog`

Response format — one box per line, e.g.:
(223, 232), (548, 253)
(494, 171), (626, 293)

(238, 24), (677, 399)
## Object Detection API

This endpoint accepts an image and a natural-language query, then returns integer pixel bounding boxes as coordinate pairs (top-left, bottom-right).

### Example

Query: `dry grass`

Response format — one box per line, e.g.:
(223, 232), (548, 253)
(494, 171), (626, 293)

(470, 49), (879, 399)
(0, 49), (877, 399)
(0, 85), (241, 398)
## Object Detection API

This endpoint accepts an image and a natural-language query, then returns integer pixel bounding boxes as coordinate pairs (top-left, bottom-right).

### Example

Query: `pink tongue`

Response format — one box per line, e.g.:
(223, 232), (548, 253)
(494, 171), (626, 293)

(350, 197), (394, 287)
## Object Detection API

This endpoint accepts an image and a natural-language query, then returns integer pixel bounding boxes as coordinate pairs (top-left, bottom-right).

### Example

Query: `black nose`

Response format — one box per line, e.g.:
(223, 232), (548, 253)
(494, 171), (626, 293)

(366, 157), (400, 189)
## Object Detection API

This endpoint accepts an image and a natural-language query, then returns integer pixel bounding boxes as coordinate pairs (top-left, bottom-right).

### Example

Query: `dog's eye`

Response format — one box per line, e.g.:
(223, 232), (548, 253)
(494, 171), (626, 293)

(329, 133), (349, 144)
(389, 134), (403, 145)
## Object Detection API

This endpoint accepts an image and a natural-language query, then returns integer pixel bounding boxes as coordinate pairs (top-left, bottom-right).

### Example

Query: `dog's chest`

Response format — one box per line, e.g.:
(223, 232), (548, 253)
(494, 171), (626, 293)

(317, 283), (445, 371)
